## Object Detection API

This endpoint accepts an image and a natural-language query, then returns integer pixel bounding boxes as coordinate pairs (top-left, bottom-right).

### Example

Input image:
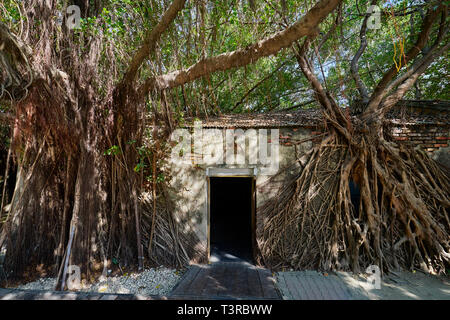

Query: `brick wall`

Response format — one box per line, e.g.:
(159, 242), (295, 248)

(390, 124), (449, 154)
(288, 123), (449, 167)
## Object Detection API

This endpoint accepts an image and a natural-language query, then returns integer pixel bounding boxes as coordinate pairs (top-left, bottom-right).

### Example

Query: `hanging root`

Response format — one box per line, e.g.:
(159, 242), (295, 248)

(0, 22), (32, 101)
(257, 130), (450, 274)
(140, 185), (204, 268)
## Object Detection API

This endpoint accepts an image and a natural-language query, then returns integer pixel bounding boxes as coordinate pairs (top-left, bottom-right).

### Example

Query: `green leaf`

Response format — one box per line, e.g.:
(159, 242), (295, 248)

(134, 162), (145, 172)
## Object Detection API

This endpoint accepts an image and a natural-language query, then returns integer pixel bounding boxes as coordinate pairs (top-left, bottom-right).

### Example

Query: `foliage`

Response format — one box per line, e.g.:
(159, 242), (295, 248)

(2, 0), (446, 113)
(0, 0), (448, 280)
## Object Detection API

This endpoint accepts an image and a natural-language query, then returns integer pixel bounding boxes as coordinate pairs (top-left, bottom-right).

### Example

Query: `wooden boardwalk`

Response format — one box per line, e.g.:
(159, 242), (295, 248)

(170, 262), (281, 300)
(0, 262), (280, 300)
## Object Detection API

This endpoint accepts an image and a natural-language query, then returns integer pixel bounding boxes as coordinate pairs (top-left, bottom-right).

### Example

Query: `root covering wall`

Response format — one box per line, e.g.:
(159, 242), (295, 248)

(167, 115), (449, 265)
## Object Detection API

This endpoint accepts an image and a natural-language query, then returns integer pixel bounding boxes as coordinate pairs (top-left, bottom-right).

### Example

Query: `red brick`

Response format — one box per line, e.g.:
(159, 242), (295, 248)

(394, 137), (409, 141)
(436, 136), (449, 140)
(434, 144), (448, 148)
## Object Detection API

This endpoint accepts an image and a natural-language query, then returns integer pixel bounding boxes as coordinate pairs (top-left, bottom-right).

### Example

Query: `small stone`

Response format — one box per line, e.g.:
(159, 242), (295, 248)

(11, 267), (183, 297)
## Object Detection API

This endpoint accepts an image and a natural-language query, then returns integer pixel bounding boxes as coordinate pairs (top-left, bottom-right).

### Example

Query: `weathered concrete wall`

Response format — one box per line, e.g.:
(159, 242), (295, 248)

(169, 163), (208, 262)
(432, 145), (450, 168)
(167, 122), (449, 264)
(167, 126), (314, 262)
(255, 127), (313, 207)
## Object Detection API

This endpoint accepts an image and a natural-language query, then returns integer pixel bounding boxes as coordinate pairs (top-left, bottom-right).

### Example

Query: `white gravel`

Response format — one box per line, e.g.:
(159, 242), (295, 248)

(15, 267), (183, 296)
(16, 277), (57, 291)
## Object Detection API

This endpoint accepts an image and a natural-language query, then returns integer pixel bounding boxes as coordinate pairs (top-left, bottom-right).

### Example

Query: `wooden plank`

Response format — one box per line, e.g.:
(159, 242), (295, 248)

(247, 266), (263, 298)
(230, 264), (250, 297)
(220, 263), (240, 296)
(182, 265), (212, 296)
(214, 263), (234, 297)
(2, 291), (40, 300)
(203, 263), (226, 296)
(170, 265), (202, 295)
(171, 262), (280, 299)
(257, 268), (279, 299)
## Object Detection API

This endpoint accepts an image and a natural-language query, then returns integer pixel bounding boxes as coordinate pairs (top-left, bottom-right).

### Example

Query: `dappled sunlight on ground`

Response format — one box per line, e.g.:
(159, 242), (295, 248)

(277, 270), (450, 300)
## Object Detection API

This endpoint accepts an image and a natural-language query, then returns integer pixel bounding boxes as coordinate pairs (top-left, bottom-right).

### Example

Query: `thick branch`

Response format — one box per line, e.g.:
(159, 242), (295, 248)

(293, 40), (334, 114)
(120, 0), (186, 85)
(361, 42), (449, 125)
(350, 0), (377, 102)
(317, 2), (341, 51)
(140, 0), (342, 94)
(379, 42), (450, 116)
(293, 39), (353, 142)
(384, 27), (448, 94)
(363, 3), (445, 116)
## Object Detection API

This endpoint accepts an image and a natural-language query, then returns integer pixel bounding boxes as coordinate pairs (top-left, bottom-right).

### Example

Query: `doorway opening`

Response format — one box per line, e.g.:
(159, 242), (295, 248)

(209, 176), (255, 263)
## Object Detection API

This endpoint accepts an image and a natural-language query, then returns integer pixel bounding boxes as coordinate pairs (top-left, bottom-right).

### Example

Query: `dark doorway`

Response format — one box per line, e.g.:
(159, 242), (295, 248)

(209, 177), (254, 263)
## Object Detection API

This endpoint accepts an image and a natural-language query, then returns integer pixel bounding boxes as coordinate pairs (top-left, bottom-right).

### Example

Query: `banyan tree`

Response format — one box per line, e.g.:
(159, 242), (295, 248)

(0, 0), (448, 285)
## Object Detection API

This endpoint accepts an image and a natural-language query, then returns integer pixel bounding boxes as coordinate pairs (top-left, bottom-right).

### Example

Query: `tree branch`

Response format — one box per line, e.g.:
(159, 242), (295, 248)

(120, 0), (186, 85)
(361, 42), (449, 126)
(350, 0), (377, 103)
(293, 39), (335, 116)
(369, 42), (450, 121)
(384, 27), (448, 95)
(232, 60), (288, 111)
(317, 3), (341, 51)
(363, 3), (445, 116)
(140, 0), (342, 95)
(292, 38), (352, 142)
(280, 99), (316, 111)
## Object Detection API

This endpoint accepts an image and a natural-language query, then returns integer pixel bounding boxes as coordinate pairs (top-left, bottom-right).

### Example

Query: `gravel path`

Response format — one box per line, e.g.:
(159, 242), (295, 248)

(15, 267), (183, 296)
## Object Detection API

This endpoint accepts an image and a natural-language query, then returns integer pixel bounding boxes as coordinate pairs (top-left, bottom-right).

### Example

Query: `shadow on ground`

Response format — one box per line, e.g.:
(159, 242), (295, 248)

(276, 270), (450, 300)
